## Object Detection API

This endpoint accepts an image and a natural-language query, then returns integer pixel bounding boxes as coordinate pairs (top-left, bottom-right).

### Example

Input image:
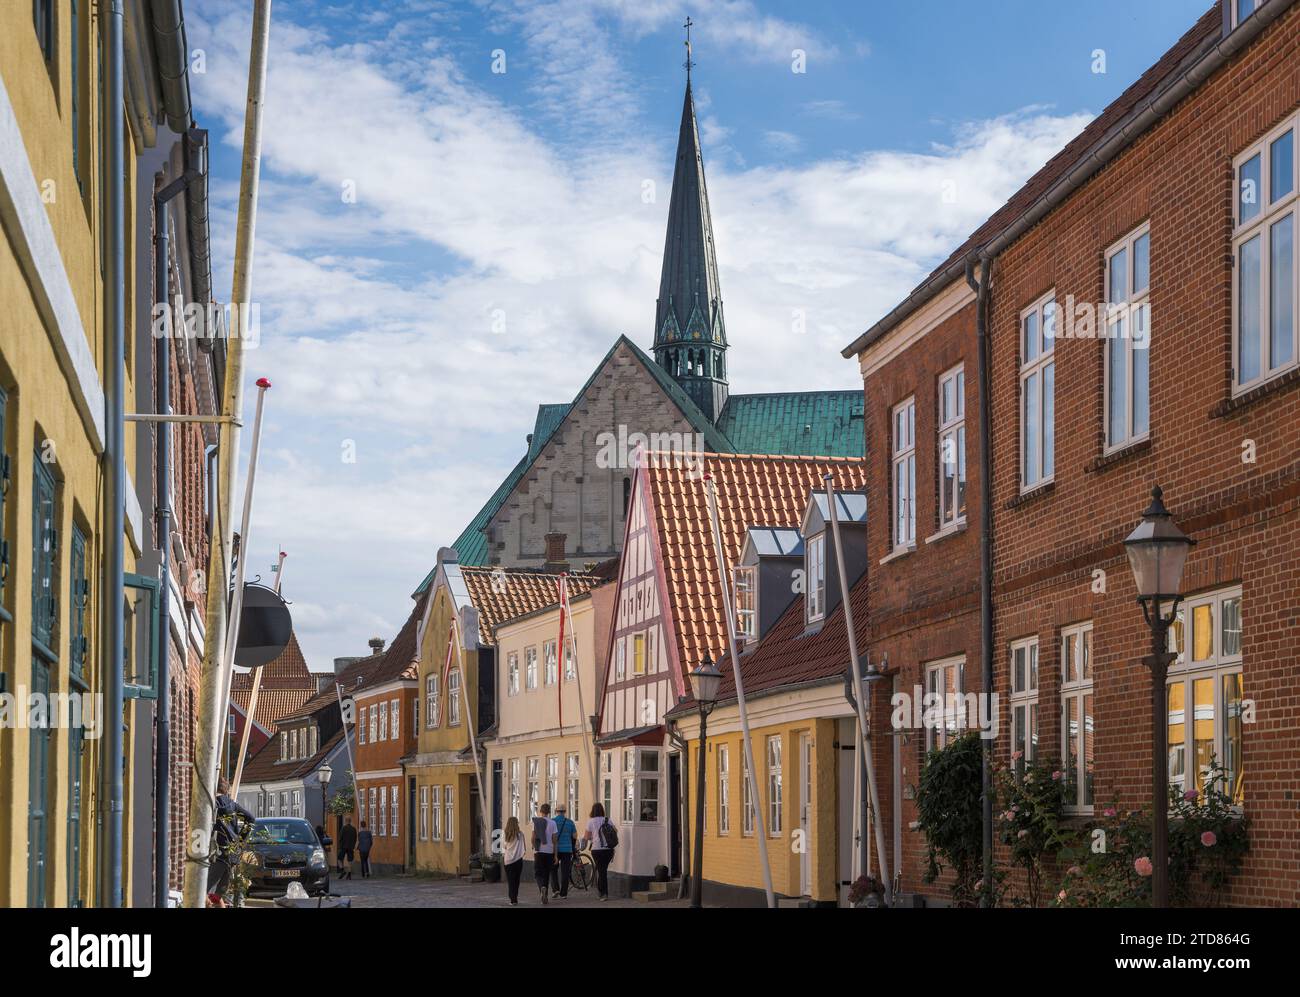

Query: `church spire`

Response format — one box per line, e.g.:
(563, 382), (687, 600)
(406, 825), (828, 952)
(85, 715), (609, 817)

(653, 17), (729, 424)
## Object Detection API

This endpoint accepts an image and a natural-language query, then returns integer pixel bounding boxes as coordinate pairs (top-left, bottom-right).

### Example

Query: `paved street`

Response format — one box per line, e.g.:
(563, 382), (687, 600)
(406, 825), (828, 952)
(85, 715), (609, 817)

(328, 875), (684, 909)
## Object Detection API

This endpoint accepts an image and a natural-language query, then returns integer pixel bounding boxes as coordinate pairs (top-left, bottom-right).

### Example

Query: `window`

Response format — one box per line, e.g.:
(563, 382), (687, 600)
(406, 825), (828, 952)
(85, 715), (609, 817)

(378, 785), (387, 835)
(525, 646), (538, 690)
(290, 729), (300, 760)
(281, 791), (289, 817)
(32, 455), (58, 653)
(766, 736), (783, 836)
(742, 750), (755, 835)
(925, 656), (965, 752)
(1232, 0), (1260, 28)
(564, 641), (576, 682)
(806, 533), (826, 622)
(368, 705), (378, 745)
(621, 749), (635, 823)
(430, 784), (442, 840)
(419, 786), (428, 840)
(377, 701), (388, 742)
(638, 750), (660, 822)
(69, 526), (89, 684)
(509, 758), (520, 820)
(546, 754), (559, 807)
(390, 698), (400, 741)
(1167, 588), (1244, 805)
(292, 790), (302, 818)
(426, 674), (441, 728)
(1019, 295), (1056, 489)
(413, 696), (419, 732)
(280, 732), (288, 762)
(717, 744), (730, 834)
(1008, 638), (1039, 777)
(308, 726), (318, 756)
(615, 640), (626, 680)
(735, 566), (757, 641)
(445, 786), (455, 841)
(368, 788), (377, 831)
(1104, 226), (1151, 450)
(1061, 623), (1095, 811)
(1234, 114), (1297, 392)
(938, 366), (966, 526)
(507, 652), (519, 695)
(358, 706), (367, 745)
(34, 0), (55, 62)
(448, 669), (461, 726)
(632, 632), (647, 675)
(892, 397), (916, 548)
(544, 639), (558, 686)
(566, 753), (580, 817)
(527, 757), (540, 816)
(602, 753), (613, 818)
(391, 786), (399, 837)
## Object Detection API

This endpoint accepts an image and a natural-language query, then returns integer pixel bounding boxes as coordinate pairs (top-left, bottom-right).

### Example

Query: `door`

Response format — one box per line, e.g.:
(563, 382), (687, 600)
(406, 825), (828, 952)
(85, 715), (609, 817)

(799, 732), (812, 897)
(491, 760), (502, 839)
(668, 753), (682, 879)
(28, 658), (51, 907)
(407, 777), (417, 869)
(835, 718), (856, 906)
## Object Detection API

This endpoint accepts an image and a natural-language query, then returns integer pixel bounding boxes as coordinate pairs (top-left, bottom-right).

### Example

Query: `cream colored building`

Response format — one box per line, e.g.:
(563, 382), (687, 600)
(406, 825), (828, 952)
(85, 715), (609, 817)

(485, 577), (614, 847)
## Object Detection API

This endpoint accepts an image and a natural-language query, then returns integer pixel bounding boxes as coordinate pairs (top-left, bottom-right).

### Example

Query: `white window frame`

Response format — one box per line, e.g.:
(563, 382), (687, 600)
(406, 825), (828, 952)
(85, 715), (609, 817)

(1233, 112), (1298, 395)
(741, 750), (755, 836)
(546, 754), (559, 808)
(391, 785), (399, 837)
(632, 632), (647, 676)
(377, 701), (388, 742)
(1231, 0), (1260, 28)
(601, 752), (613, 819)
(1019, 293), (1056, 491)
(766, 735), (783, 837)
(419, 785), (428, 841)
(1061, 622), (1095, 812)
(507, 651), (519, 696)
(566, 752), (580, 818)
(937, 365), (966, 528)
(564, 641), (576, 682)
(637, 749), (661, 824)
(390, 698), (400, 741)
(445, 785), (454, 841)
(291, 789), (301, 817)
(1166, 586), (1244, 807)
(431, 784), (442, 841)
(621, 748), (635, 823)
(525, 646), (538, 690)
(735, 565), (757, 642)
(509, 758), (520, 821)
(378, 786), (387, 836)
(425, 675), (439, 728)
(717, 744), (730, 834)
(1104, 225), (1152, 451)
(368, 708), (378, 745)
(527, 756), (540, 817)
(924, 656), (966, 753)
(892, 396), (916, 550)
(806, 533), (826, 623)
(447, 668), (461, 727)
(543, 639), (558, 686)
(1008, 637), (1039, 778)
(614, 639), (626, 681)
(368, 787), (377, 831)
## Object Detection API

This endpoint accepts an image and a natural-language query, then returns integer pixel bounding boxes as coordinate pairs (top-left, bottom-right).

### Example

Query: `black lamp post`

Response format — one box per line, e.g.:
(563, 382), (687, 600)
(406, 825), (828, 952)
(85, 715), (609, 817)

(318, 762), (333, 844)
(1123, 486), (1195, 909)
(688, 653), (723, 909)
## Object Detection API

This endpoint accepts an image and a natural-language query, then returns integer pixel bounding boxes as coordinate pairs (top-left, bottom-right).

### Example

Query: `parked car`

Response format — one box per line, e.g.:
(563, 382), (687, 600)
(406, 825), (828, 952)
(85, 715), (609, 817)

(241, 817), (331, 897)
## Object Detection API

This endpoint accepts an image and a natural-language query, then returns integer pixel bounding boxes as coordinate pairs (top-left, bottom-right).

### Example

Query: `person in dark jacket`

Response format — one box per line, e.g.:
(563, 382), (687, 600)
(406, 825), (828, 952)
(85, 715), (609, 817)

(338, 819), (358, 877)
(208, 777), (255, 907)
(357, 821), (374, 878)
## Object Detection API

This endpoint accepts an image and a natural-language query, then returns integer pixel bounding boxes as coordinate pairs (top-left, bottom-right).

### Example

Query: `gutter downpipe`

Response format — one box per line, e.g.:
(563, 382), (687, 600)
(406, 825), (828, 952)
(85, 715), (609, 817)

(965, 257), (994, 908)
(102, 0), (127, 910)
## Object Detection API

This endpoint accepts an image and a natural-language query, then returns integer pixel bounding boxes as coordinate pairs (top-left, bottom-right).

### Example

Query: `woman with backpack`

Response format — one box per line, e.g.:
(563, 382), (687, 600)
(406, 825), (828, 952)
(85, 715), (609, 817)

(501, 817), (526, 905)
(581, 802), (617, 901)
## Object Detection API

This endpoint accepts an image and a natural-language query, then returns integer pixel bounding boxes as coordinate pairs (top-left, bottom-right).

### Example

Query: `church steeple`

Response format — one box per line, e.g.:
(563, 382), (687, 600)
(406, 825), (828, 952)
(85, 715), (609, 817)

(653, 18), (729, 424)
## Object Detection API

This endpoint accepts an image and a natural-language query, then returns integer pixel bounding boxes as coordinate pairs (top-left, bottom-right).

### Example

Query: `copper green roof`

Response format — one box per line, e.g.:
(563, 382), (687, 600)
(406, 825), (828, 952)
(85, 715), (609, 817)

(716, 391), (864, 458)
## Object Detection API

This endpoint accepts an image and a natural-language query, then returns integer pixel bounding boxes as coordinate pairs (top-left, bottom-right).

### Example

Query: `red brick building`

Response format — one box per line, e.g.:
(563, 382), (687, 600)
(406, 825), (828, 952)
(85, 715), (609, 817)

(845, 0), (1300, 906)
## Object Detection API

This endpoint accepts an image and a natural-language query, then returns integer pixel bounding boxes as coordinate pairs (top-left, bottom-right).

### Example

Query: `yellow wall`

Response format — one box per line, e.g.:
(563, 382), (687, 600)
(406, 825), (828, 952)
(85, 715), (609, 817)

(1, 2), (143, 906)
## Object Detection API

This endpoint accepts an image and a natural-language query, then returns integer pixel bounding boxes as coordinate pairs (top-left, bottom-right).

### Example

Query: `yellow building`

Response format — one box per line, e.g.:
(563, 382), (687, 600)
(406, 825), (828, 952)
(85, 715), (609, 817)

(1, 2), (207, 906)
(484, 569), (612, 856)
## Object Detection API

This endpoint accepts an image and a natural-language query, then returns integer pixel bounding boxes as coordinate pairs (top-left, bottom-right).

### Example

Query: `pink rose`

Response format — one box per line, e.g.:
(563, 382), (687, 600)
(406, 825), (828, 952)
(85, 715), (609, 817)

(1134, 856), (1153, 877)
(1103, 807), (1117, 818)
(1057, 889), (1067, 901)
(1201, 831), (1217, 847)
(1184, 789), (1198, 802)
(1011, 750), (1023, 761)
(1052, 770), (1062, 781)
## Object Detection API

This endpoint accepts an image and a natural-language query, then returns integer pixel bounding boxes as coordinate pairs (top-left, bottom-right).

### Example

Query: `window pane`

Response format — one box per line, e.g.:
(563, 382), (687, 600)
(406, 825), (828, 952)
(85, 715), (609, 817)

(1239, 153), (1261, 224)
(1192, 677), (1215, 794)
(1270, 214), (1294, 369)
(1013, 705), (1025, 773)
(1167, 681), (1186, 794)
(1192, 603), (1214, 662)
(1237, 0), (1256, 22)
(1082, 628), (1092, 680)
(1108, 330), (1127, 444)
(1063, 633), (1076, 684)
(1133, 233), (1150, 294)
(1065, 696), (1079, 797)
(1221, 597), (1241, 657)
(1270, 130), (1294, 203)
(1109, 247), (1128, 303)
(956, 370), (965, 415)
(1239, 234), (1262, 383)
(1042, 362), (1054, 479)
(1013, 647), (1025, 694)
(1023, 311), (1039, 363)
(1132, 306), (1149, 436)
(907, 454), (915, 541)
(1028, 642), (1038, 691)
(1222, 672), (1244, 805)
(956, 425), (966, 519)
(1082, 693), (1094, 807)
(942, 377), (954, 424)
(1042, 301), (1056, 353)
(1023, 371), (1039, 485)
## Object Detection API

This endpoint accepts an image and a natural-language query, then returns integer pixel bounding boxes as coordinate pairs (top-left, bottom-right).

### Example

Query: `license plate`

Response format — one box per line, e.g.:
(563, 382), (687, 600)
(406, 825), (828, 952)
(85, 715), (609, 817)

(271, 869), (300, 879)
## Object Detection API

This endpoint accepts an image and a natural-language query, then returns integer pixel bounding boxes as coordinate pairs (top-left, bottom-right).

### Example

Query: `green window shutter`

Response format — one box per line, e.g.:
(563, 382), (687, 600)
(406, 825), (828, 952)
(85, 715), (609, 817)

(70, 526), (88, 684)
(31, 454), (57, 657)
(124, 573), (160, 700)
(0, 386), (10, 634)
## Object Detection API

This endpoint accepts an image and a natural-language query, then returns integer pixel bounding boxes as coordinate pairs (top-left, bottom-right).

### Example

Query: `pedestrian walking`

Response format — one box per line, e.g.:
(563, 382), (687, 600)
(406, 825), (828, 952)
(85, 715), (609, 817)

(531, 803), (558, 904)
(581, 802), (618, 901)
(338, 818), (358, 878)
(357, 820), (373, 878)
(502, 816), (526, 906)
(549, 804), (577, 899)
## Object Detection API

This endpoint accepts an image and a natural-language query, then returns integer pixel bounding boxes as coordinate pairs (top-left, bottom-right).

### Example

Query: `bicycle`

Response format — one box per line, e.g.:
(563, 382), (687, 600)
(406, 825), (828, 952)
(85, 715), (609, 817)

(570, 842), (596, 891)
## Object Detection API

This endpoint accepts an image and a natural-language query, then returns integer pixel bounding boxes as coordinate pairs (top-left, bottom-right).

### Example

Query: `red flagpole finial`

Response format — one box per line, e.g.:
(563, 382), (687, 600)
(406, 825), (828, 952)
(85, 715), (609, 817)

(255, 376), (272, 389)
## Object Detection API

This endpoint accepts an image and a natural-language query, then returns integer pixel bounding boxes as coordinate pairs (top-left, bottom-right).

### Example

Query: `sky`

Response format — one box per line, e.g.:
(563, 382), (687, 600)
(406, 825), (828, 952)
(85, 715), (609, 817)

(185, 0), (1212, 669)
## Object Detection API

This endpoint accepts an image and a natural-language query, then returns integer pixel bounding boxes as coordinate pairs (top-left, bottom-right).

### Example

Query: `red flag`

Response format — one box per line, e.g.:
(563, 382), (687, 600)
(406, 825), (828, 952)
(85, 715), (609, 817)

(556, 575), (568, 732)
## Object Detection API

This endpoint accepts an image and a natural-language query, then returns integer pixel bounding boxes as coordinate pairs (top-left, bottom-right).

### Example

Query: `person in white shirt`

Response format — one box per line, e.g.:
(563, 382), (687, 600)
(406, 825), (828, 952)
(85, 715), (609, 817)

(581, 802), (616, 901)
(531, 803), (558, 904)
(501, 817), (526, 905)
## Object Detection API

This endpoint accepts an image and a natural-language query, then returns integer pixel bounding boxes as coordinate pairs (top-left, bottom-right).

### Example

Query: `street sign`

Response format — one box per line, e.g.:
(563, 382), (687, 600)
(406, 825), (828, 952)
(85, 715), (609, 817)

(233, 582), (292, 669)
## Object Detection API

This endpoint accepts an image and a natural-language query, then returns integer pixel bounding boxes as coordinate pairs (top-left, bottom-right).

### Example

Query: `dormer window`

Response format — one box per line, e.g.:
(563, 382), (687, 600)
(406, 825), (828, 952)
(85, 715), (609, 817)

(1232, 0), (1259, 28)
(734, 566), (757, 642)
(806, 533), (826, 622)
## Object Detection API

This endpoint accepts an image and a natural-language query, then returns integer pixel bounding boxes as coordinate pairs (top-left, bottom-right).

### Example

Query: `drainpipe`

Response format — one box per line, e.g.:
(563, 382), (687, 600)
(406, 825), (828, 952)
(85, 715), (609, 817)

(102, 0), (127, 909)
(965, 257), (994, 907)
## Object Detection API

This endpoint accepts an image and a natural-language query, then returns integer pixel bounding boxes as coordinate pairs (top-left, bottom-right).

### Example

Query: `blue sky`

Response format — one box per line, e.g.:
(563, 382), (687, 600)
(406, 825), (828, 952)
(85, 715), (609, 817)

(186, 0), (1212, 668)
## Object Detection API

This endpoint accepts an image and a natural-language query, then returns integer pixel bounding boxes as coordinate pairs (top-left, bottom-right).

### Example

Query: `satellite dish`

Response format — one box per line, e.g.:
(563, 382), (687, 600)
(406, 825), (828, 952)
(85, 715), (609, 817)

(233, 582), (292, 670)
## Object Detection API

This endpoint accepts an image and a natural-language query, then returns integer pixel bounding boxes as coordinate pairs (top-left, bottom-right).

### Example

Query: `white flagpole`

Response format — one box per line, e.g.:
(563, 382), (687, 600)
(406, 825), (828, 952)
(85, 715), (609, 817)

(231, 548), (286, 796)
(334, 681), (358, 813)
(451, 614), (492, 854)
(704, 473), (776, 909)
(824, 471), (891, 906)
(561, 578), (599, 815)
(272, 549), (287, 594)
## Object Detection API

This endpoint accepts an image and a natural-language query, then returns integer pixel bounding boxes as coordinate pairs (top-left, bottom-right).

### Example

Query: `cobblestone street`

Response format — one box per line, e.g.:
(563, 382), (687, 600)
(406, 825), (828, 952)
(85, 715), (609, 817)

(331, 875), (684, 909)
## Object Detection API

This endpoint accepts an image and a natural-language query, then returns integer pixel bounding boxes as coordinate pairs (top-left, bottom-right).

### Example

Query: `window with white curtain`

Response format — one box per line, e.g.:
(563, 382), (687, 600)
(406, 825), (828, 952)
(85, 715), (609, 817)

(892, 397), (916, 549)
(1019, 294), (1056, 489)
(1008, 637), (1039, 777)
(1061, 623), (1094, 811)
(1104, 225), (1151, 450)
(937, 365), (966, 527)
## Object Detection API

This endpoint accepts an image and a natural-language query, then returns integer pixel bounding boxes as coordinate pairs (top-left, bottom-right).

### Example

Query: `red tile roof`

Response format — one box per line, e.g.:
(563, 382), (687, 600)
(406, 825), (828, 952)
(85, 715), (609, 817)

(229, 631), (318, 732)
(461, 567), (602, 644)
(645, 452), (867, 685)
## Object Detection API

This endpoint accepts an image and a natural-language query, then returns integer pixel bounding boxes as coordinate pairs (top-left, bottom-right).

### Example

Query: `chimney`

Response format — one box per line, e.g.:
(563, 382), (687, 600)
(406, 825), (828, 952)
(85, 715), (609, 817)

(368, 637), (385, 656)
(544, 532), (568, 570)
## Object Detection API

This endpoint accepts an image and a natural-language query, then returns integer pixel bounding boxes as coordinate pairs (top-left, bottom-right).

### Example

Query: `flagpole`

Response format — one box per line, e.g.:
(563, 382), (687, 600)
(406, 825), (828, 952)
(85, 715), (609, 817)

(560, 577), (599, 815)
(704, 472), (776, 909)
(555, 577), (565, 735)
(230, 548), (285, 797)
(334, 681), (358, 820)
(450, 614), (492, 854)
(824, 471), (891, 906)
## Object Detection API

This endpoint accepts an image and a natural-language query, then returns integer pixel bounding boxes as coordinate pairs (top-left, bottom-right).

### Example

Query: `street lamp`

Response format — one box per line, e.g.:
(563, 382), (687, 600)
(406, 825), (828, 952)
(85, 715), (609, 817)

(688, 653), (723, 909)
(318, 762), (333, 845)
(1123, 485), (1195, 909)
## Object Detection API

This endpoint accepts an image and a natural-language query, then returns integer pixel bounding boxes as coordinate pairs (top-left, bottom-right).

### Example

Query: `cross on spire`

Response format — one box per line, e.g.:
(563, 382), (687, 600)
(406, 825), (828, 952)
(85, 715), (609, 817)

(683, 16), (695, 83)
